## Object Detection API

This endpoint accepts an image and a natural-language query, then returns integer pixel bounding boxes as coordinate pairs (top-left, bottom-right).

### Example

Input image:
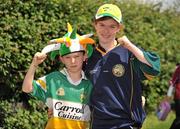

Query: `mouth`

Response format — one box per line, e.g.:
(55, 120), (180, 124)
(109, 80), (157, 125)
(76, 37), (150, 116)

(101, 34), (110, 38)
(70, 65), (77, 68)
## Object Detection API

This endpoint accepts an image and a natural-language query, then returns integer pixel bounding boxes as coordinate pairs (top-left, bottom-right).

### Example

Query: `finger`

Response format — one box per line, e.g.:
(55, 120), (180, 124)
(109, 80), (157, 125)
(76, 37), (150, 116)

(36, 53), (47, 60)
(117, 38), (125, 46)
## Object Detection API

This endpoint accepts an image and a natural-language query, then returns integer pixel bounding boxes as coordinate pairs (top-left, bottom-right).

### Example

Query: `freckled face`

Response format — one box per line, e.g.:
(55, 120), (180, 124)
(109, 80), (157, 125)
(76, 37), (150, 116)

(94, 19), (120, 44)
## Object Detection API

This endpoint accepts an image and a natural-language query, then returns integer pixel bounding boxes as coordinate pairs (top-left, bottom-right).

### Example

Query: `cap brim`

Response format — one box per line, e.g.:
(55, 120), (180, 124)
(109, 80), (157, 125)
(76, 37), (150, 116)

(95, 14), (121, 23)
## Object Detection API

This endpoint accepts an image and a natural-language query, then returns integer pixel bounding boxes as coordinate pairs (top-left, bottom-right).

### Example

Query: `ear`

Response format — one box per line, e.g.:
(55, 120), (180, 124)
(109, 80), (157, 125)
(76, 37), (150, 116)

(58, 56), (62, 61)
(119, 23), (124, 31)
(59, 56), (64, 63)
(115, 23), (123, 33)
(83, 53), (88, 61)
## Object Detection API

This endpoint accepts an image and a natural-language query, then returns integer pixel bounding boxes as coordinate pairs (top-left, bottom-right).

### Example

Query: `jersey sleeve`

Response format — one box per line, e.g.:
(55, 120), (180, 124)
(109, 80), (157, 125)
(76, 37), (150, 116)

(30, 76), (47, 103)
(132, 51), (160, 80)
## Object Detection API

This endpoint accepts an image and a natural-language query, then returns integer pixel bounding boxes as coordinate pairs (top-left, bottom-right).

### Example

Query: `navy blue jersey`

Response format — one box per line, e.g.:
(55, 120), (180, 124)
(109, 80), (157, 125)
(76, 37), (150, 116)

(85, 45), (160, 129)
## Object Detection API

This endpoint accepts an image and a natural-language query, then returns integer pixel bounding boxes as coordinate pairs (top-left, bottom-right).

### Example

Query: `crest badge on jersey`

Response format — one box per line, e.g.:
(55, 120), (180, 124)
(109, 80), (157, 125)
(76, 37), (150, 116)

(56, 87), (65, 96)
(112, 64), (125, 77)
(80, 93), (86, 102)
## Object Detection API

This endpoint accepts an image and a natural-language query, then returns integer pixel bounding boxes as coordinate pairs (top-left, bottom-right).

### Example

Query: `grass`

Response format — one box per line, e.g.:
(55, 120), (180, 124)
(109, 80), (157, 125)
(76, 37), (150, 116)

(142, 111), (175, 129)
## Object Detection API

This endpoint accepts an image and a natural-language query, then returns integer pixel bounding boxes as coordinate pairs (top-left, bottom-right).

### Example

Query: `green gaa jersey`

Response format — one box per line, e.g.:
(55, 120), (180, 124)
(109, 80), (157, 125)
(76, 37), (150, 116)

(31, 68), (92, 129)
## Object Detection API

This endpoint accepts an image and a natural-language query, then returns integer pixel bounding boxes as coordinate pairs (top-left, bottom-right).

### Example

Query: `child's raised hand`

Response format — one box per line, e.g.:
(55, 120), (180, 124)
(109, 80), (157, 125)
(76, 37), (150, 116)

(117, 36), (131, 47)
(32, 52), (47, 67)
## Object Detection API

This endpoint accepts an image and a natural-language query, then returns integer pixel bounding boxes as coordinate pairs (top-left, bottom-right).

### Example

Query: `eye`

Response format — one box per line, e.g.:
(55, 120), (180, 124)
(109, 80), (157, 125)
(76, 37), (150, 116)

(99, 23), (105, 27)
(110, 25), (116, 29)
(65, 56), (70, 59)
(75, 55), (80, 58)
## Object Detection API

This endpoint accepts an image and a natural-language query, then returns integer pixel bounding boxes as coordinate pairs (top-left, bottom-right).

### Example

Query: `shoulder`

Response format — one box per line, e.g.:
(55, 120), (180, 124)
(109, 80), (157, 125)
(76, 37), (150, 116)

(46, 71), (64, 79)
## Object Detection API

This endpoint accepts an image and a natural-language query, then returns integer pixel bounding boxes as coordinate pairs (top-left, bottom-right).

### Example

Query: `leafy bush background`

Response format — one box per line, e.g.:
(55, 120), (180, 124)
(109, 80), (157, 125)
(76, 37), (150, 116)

(0, 0), (179, 128)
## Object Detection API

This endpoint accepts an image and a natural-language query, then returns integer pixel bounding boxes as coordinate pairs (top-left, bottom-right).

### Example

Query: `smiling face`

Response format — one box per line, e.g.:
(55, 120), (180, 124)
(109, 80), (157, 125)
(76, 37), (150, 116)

(60, 51), (86, 74)
(94, 17), (121, 45)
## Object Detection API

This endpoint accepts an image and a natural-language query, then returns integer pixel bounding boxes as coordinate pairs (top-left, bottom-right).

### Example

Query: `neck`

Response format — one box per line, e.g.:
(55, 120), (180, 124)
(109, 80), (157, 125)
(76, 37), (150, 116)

(99, 39), (117, 52)
(68, 71), (82, 82)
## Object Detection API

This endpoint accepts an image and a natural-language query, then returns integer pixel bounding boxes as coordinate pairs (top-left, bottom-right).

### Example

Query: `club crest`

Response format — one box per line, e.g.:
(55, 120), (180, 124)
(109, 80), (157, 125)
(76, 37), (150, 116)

(80, 93), (86, 102)
(112, 64), (125, 77)
(56, 87), (65, 96)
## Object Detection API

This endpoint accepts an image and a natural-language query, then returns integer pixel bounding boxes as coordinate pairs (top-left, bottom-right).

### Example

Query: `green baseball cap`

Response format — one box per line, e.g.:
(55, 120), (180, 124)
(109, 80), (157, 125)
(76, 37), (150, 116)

(95, 4), (122, 23)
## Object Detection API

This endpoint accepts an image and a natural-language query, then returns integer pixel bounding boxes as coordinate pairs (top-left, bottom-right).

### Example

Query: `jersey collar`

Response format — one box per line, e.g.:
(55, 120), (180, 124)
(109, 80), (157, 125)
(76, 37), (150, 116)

(60, 68), (87, 86)
(95, 39), (120, 56)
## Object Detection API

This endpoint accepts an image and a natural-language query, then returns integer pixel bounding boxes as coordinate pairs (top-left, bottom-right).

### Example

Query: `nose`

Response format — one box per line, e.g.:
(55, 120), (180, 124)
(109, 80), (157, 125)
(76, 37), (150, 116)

(102, 26), (109, 33)
(71, 57), (75, 63)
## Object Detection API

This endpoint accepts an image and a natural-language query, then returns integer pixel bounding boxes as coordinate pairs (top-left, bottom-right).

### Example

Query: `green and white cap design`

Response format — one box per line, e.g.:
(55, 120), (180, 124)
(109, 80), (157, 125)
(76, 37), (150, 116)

(95, 4), (122, 23)
(42, 23), (95, 60)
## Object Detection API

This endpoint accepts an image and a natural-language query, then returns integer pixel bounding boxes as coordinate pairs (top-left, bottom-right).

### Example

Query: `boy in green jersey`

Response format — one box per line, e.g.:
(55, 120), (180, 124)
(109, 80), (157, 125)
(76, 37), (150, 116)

(22, 23), (95, 129)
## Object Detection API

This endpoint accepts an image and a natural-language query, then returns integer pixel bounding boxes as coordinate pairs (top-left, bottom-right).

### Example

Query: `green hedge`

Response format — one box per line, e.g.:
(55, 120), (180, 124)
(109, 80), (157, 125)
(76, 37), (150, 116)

(0, 0), (179, 128)
(0, 99), (47, 129)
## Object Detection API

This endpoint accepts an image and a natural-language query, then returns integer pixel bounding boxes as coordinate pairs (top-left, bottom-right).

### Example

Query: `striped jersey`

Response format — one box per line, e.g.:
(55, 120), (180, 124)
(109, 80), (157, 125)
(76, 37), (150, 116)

(31, 68), (92, 129)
